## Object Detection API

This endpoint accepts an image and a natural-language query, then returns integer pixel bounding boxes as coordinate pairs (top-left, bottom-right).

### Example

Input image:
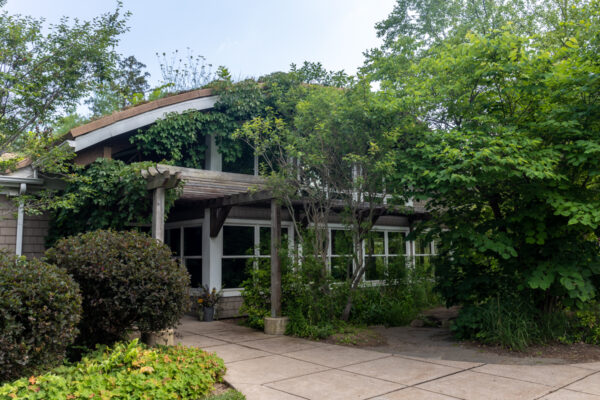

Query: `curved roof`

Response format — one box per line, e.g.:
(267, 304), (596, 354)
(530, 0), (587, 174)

(67, 88), (217, 152)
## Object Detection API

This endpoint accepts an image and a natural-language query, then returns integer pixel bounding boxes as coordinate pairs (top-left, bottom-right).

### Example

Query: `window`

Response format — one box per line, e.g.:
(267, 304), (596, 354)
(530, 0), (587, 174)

(365, 230), (409, 282)
(331, 230), (353, 281)
(222, 226), (254, 289)
(365, 231), (385, 281)
(165, 226), (203, 288)
(222, 224), (290, 289)
(184, 226), (203, 287)
(413, 237), (436, 272)
(222, 142), (256, 175)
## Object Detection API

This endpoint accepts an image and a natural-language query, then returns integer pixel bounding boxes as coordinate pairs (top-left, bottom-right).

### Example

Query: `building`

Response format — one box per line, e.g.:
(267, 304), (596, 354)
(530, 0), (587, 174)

(0, 88), (433, 318)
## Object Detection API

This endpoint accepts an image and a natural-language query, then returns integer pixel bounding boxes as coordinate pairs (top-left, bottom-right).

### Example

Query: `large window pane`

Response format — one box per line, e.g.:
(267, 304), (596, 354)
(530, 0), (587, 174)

(331, 257), (352, 281)
(223, 226), (254, 256)
(222, 258), (250, 288)
(165, 228), (181, 256)
(185, 258), (202, 288)
(259, 227), (289, 255)
(388, 231), (406, 255)
(184, 226), (202, 256)
(366, 231), (385, 256)
(415, 238), (432, 255)
(332, 230), (353, 255)
(222, 142), (255, 175)
(365, 256), (385, 281)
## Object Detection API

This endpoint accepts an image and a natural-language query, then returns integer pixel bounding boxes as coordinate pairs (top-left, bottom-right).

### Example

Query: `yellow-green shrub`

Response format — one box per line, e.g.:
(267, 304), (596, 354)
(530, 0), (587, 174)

(0, 340), (226, 400)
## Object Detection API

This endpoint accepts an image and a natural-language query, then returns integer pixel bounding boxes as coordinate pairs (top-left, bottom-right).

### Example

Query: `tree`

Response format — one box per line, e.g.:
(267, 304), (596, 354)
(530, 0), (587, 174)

(0, 1), (129, 159)
(236, 78), (407, 320)
(87, 55), (150, 117)
(375, 0), (600, 310)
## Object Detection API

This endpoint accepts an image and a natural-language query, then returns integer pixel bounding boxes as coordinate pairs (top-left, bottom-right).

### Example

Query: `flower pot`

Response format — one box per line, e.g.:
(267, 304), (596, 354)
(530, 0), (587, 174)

(203, 306), (215, 322)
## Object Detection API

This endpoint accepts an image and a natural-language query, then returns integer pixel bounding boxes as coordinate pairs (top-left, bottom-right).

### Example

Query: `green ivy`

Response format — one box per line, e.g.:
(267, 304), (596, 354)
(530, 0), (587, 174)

(129, 63), (351, 169)
(47, 159), (179, 245)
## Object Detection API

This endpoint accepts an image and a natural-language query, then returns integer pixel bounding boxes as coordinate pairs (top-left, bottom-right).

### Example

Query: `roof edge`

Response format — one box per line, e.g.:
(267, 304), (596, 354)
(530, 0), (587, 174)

(69, 88), (215, 138)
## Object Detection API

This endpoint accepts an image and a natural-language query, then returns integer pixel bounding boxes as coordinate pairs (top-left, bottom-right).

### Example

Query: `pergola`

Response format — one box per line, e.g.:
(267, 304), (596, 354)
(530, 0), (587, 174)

(141, 164), (284, 318)
(142, 164), (429, 323)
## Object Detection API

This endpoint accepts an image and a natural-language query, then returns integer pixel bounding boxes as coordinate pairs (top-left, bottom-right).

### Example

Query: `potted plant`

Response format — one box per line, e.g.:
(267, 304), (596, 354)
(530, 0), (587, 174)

(197, 285), (223, 322)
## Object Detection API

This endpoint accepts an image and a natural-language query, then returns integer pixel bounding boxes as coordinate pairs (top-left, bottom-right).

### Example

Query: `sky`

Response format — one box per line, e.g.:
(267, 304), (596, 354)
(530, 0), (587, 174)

(4, 0), (397, 86)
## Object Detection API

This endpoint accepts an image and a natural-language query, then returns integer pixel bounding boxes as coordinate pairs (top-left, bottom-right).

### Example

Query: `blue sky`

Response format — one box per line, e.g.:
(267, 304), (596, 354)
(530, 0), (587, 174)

(4, 0), (397, 86)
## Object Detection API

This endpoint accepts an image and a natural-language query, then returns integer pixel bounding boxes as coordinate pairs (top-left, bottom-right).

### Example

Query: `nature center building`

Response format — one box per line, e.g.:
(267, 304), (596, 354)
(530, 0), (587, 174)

(0, 89), (433, 317)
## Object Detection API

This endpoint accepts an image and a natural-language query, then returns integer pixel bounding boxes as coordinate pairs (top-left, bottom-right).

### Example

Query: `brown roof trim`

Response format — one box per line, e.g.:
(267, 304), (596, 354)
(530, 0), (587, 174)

(68, 88), (215, 138)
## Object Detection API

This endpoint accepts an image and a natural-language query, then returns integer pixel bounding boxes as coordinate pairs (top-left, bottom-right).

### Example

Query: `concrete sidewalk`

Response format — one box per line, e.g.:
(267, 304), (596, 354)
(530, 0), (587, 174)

(176, 316), (600, 400)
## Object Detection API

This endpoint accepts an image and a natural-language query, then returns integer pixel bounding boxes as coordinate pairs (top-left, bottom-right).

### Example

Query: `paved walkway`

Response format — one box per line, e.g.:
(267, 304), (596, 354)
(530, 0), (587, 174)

(176, 316), (600, 400)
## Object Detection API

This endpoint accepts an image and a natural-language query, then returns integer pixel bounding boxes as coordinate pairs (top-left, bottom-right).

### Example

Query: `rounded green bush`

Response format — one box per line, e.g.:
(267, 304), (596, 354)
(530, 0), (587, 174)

(0, 252), (81, 382)
(46, 230), (190, 345)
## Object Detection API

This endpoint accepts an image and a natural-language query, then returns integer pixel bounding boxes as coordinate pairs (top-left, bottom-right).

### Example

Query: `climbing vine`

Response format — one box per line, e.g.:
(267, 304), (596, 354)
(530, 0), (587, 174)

(47, 159), (180, 245)
(129, 62), (351, 169)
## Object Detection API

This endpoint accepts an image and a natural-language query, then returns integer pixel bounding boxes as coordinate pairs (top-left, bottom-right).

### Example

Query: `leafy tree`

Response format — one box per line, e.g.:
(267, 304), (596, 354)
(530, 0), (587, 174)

(0, 1), (129, 154)
(236, 78), (407, 320)
(376, 1), (600, 311)
(87, 55), (150, 117)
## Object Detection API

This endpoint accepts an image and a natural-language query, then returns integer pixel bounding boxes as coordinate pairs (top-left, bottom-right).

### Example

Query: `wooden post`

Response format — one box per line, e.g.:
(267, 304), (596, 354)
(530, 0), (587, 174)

(270, 199), (282, 318)
(152, 187), (165, 242)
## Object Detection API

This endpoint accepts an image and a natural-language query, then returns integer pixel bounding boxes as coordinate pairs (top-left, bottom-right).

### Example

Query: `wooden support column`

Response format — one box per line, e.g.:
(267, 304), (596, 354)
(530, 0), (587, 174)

(270, 199), (282, 318)
(152, 187), (165, 242)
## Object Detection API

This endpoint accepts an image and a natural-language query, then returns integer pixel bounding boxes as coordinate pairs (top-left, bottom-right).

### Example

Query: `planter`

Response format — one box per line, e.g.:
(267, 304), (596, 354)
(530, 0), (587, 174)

(142, 328), (174, 346)
(203, 306), (215, 322)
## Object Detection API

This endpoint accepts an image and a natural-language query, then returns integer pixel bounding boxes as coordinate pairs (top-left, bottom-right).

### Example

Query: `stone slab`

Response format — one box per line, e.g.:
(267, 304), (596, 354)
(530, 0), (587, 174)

(342, 355), (461, 386)
(243, 336), (324, 354)
(232, 384), (305, 400)
(400, 355), (483, 369)
(203, 328), (276, 343)
(473, 363), (591, 387)
(284, 344), (389, 368)
(266, 369), (404, 400)
(225, 354), (328, 385)
(417, 371), (552, 400)
(566, 372), (600, 395)
(542, 389), (600, 399)
(372, 387), (462, 400)
(202, 343), (270, 363)
(177, 334), (229, 348)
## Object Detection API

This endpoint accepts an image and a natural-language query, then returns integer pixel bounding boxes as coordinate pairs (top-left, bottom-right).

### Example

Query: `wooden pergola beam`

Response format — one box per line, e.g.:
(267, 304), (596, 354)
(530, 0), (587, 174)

(210, 206), (232, 238)
(142, 166), (182, 242)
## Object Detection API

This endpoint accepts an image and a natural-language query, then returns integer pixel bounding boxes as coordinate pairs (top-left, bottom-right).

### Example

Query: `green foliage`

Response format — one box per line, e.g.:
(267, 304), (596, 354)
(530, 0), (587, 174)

(567, 302), (600, 345)
(451, 296), (571, 351)
(46, 230), (190, 346)
(0, 252), (81, 382)
(0, 2), (129, 149)
(130, 62), (351, 170)
(47, 159), (179, 245)
(0, 340), (226, 400)
(374, 1), (600, 314)
(86, 55), (150, 117)
(205, 390), (246, 400)
(241, 252), (438, 338)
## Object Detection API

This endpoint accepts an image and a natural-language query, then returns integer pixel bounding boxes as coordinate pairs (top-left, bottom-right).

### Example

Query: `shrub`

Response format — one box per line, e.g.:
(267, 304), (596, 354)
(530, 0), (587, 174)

(567, 301), (600, 344)
(451, 296), (570, 350)
(0, 252), (81, 382)
(240, 252), (436, 339)
(0, 340), (226, 400)
(46, 230), (190, 345)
